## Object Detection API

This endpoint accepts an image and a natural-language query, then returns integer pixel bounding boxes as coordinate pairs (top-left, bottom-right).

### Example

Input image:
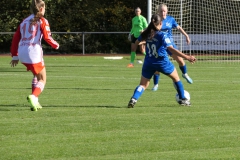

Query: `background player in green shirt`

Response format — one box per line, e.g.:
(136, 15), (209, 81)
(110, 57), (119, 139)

(127, 7), (148, 67)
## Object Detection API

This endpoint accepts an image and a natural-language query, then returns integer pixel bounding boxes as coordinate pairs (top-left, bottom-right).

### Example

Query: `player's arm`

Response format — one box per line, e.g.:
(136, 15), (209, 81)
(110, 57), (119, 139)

(128, 19), (134, 41)
(163, 33), (195, 63)
(40, 18), (59, 49)
(10, 26), (21, 67)
(172, 17), (190, 45)
(168, 46), (196, 64)
(176, 26), (190, 45)
(10, 26), (21, 59)
(130, 18), (134, 34)
(142, 17), (148, 31)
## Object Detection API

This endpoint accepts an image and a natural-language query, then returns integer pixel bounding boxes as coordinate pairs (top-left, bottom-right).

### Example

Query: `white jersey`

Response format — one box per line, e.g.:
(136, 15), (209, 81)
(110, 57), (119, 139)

(11, 14), (59, 64)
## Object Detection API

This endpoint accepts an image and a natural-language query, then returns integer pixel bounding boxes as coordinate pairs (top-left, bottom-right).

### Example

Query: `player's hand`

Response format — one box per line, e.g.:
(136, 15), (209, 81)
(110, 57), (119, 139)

(187, 55), (196, 64)
(128, 33), (132, 41)
(10, 60), (19, 67)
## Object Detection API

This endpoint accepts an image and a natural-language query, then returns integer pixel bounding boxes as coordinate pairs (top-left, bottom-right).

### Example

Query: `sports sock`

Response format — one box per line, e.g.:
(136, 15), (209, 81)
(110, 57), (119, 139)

(143, 52), (146, 56)
(153, 74), (160, 85)
(32, 82), (45, 97)
(32, 76), (38, 93)
(174, 81), (185, 99)
(132, 85), (145, 100)
(130, 51), (136, 63)
(179, 65), (187, 74)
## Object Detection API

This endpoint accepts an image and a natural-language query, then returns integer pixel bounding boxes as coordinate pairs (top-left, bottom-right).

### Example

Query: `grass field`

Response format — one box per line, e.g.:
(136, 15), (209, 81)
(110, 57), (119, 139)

(0, 55), (240, 160)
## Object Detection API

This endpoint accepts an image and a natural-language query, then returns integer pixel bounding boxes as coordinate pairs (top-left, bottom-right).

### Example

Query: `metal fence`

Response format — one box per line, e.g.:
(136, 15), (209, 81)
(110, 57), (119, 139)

(0, 32), (130, 54)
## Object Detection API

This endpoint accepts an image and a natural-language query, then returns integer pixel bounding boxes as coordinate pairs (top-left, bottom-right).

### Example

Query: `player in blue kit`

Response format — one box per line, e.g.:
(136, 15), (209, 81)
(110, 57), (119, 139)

(152, 3), (193, 91)
(127, 14), (196, 108)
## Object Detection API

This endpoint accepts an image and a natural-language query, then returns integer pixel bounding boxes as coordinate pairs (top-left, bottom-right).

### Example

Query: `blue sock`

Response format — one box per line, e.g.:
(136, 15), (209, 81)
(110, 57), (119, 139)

(153, 74), (160, 85)
(132, 85), (145, 100)
(174, 81), (185, 99)
(179, 65), (187, 74)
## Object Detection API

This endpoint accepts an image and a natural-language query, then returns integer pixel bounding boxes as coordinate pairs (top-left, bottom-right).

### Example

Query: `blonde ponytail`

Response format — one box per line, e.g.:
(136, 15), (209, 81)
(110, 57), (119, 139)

(30, 0), (45, 25)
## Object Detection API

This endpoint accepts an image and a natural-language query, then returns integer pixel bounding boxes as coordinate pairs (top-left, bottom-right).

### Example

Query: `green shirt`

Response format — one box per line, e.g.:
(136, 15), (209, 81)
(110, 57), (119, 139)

(130, 15), (148, 38)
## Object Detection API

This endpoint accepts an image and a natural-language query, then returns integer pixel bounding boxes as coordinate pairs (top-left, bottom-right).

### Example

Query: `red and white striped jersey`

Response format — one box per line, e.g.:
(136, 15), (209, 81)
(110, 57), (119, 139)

(11, 14), (59, 64)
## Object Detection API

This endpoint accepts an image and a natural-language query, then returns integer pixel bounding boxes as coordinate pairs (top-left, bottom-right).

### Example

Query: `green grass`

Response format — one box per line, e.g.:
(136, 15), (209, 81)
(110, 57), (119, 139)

(0, 55), (240, 160)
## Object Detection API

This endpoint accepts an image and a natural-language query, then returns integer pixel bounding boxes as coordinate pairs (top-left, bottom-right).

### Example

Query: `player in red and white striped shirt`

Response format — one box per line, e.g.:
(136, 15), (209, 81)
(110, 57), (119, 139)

(10, 0), (59, 111)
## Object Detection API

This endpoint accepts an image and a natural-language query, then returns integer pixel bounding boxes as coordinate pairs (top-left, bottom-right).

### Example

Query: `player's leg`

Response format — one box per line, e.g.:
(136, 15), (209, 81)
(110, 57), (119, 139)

(128, 64), (154, 108)
(33, 67), (46, 97)
(32, 75), (38, 92)
(128, 36), (137, 67)
(31, 75), (42, 109)
(27, 64), (46, 111)
(152, 71), (160, 91)
(167, 68), (191, 106)
(128, 76), (150, 108)
(171, 53), (193, 84)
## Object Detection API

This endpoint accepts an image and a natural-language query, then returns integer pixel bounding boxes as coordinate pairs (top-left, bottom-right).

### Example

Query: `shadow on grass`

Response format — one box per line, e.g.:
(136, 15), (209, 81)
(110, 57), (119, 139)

(0, 104), (122, 110)
(137, 104), (178, 108)
(43, 105), (122, 108)
(0, 104), (29, 111)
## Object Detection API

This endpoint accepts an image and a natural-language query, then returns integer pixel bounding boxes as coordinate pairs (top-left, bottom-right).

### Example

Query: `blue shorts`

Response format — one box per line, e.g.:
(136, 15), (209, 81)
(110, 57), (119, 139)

(141, 57), (175, 79)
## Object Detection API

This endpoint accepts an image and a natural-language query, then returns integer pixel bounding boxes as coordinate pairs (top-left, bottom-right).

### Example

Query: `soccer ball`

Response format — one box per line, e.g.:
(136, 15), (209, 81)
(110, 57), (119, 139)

(137, 60), (143, 64)
(175, 90), (190, 102)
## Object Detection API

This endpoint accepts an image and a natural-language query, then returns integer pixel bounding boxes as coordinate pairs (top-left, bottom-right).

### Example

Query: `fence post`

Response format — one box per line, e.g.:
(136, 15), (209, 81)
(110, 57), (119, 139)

(82, 32), (85, 55)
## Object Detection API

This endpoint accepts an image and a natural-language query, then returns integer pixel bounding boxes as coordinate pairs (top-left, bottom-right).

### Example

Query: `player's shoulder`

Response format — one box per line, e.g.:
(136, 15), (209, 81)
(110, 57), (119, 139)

(156, 31), (170, 40)
(132, 16), (137, 20)
(139, 15), (147, 20)
(166, 15), (175, 20)
(156, 31), (166, 37)
(40, 17), (49, 25)
(22, 14), (34, 22)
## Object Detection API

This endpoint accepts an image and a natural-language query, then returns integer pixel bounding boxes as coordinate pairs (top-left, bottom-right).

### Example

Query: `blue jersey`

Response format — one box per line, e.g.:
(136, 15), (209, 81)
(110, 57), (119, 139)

(161, 15), (178, 38)
(161, 15), (179, 54)
(138, 31), (175, 78)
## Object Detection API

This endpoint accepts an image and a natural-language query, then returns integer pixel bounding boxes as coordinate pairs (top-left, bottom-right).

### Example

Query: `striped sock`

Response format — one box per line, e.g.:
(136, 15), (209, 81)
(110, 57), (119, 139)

(32, 77), (38, 93)
(32, 82), (45, 97)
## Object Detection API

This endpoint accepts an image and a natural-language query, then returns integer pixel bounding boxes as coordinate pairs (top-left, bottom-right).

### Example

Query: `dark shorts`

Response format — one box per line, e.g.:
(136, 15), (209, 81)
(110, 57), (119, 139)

(131, 35), (138, 44)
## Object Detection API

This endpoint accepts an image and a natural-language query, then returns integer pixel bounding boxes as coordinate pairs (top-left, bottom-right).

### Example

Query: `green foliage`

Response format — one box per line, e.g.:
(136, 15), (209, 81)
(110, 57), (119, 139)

(1, 56), (240, 159)
(0, 0), (147, 53)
